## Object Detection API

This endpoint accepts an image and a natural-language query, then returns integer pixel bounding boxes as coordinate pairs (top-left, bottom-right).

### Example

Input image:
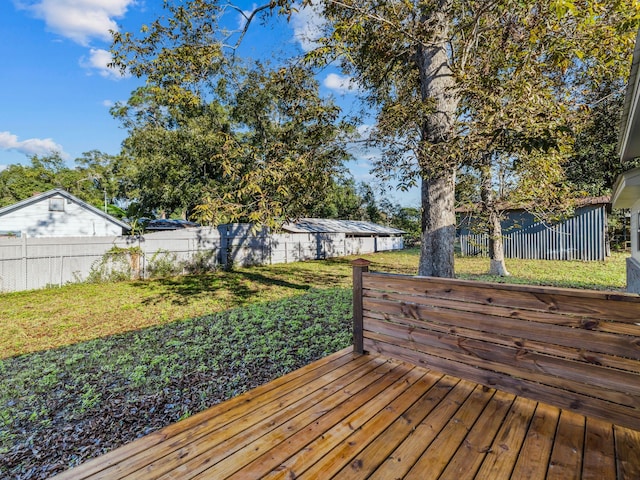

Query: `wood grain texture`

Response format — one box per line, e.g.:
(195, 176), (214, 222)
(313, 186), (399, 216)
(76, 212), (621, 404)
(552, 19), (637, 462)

(53, 271), (640, 479)
(361, 272), (640, 431)
(51, 351), (639, 480)
(363, 272), (640, 322)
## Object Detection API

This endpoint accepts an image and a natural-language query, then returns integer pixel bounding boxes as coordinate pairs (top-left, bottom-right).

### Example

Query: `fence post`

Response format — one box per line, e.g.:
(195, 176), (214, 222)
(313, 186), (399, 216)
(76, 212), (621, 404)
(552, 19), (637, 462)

(21, 234), (28, 291)
(352, 258), (371, 355)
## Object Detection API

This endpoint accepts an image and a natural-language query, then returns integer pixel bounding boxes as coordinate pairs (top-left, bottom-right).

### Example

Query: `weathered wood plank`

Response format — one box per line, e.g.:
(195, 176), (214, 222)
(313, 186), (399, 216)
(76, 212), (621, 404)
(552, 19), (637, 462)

(546, 410), (585, 480)
(367, 380), (476, 479)
(364, 337), (640, 432)
(352, 259), (370, 354)
(363, 296), (640, 360)
(403, 385), (496, 479)
(364, 327), (640, 409)
(363, 272), (640, 322)
(363, 288), (640, 336)
(50, 347), (359, 480)
(320, 375), (460, 480)
(364, 308), (640, 374)
(475, 396), (538, 478)
(614, 425), (640, 480)
(438, 389), (516, 480)
(510, 403), (560, 479)
(582, 417), (616, 480)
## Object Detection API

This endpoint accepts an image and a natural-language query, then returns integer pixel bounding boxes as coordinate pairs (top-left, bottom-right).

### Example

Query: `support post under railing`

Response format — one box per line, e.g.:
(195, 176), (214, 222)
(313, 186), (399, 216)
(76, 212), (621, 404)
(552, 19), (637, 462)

(352, 258), (371, 354)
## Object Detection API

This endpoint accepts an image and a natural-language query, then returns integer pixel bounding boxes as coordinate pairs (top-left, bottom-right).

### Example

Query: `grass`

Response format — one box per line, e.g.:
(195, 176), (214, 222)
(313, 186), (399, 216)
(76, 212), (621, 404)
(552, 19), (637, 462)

(0, 289), (353, 478)
(0, 249), (628, 359)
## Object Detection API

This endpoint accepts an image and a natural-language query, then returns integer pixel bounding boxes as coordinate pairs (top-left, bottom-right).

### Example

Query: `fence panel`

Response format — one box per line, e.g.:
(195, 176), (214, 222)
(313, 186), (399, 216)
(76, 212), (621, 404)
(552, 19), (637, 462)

(0, 227), (402, 292)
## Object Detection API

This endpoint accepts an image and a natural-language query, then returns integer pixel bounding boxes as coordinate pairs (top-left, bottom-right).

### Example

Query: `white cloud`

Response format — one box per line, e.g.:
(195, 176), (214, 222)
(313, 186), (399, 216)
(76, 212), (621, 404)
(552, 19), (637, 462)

(80, 48), (124, 79)
(237, 4), (257, 30)
(0, 131), (68, 158)
(290, 3), (325, 52)
(102, 99), (115, 108)
(18, 0), (134, 46)
(323, 73), (360, 94)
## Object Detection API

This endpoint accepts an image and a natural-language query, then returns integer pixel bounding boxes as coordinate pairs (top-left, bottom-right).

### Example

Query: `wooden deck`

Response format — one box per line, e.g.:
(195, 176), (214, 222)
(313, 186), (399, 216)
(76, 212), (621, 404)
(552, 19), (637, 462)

(53, 347), (640, 480)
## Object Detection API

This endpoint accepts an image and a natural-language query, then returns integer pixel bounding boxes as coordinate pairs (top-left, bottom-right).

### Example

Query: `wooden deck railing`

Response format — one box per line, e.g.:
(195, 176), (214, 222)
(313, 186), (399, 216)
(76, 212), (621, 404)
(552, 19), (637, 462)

(352, 260), (640, 432)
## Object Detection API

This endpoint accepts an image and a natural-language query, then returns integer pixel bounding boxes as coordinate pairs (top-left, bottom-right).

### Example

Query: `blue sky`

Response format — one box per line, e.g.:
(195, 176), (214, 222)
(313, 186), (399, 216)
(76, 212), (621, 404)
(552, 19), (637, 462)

(0, 1), (420, 207)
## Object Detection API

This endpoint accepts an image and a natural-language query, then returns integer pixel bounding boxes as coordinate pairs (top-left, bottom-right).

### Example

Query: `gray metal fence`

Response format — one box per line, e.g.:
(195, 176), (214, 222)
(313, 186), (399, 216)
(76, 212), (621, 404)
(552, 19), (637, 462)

(0, 226), (403, 292)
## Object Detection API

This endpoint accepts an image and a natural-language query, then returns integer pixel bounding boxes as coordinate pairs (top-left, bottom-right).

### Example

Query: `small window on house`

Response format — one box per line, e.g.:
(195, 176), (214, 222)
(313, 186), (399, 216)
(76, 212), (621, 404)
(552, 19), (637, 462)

(49, 197), (64, 212)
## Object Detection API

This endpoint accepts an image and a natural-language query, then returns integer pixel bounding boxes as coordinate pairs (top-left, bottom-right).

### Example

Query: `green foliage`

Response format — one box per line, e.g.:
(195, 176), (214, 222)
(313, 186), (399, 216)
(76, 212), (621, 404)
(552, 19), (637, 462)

(183, 250), (218, 275)
(299, 0), (640, 276)
(303, 177), (363, 219)
(0, 151), (124, 213)
(146, 249), (182, 279)
(86, 246), (142, 283)
(111, 5), (353, 226)
(566, 82), (640, 196)
(0, 288), (353, 474)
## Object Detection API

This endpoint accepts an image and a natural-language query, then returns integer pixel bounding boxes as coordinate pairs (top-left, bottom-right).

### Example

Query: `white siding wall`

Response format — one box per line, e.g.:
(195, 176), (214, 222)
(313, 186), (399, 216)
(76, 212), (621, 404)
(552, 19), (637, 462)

(632, 199), (640, 262)
(0, 195), (123, 237)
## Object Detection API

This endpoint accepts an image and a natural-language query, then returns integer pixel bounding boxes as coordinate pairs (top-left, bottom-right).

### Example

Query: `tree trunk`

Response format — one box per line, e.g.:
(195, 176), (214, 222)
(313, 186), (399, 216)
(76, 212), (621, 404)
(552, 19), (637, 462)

(480, 162), (510, 276)
(419, 171), (456, 277)
(415, 0), (459, 277)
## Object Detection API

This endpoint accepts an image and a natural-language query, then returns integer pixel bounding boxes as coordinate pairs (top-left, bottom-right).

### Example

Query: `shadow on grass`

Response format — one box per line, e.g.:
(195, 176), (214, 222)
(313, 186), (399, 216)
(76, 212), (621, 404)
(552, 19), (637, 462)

(133, 250), (420, 307)
(135, 269), (316, 307)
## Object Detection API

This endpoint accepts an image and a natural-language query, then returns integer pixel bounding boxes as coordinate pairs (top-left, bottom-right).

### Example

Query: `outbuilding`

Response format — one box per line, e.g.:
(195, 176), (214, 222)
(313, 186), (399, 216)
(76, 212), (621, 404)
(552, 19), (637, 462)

(457, 197), (610, 261)
(0, 188), (130, 238)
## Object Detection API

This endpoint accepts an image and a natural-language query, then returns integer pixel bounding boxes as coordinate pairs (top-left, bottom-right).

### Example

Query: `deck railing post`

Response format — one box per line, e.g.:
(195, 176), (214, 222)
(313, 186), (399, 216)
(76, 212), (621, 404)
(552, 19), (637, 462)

(352, 258), (371, 354)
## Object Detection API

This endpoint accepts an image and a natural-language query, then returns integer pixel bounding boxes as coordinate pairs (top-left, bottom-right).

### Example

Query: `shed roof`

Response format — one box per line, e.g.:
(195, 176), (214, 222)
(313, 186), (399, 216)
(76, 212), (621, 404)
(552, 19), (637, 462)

(0, 188), (131, 230)
(456, 196), (610, 214)
(282, 218), (404, 235)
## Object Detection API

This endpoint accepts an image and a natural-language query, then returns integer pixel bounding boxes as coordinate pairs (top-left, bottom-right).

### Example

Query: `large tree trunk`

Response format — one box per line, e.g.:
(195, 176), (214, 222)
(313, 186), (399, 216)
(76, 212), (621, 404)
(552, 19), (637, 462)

(416, 0), (459, 277)
(480, 162), (510, 276)
(419, 171), (456, 277)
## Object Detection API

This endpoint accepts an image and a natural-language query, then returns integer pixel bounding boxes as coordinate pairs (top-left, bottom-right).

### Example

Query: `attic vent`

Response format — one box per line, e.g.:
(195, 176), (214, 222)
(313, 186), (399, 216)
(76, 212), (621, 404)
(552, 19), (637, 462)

(49, 197), (64, 212)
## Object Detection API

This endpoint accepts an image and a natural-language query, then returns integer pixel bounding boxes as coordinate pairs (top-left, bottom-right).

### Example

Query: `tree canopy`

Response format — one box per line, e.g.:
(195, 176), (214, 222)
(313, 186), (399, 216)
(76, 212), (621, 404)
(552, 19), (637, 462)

(99, 0), (640, 274)
(302, 0), (639, 275)
(110, 3), (353, 226)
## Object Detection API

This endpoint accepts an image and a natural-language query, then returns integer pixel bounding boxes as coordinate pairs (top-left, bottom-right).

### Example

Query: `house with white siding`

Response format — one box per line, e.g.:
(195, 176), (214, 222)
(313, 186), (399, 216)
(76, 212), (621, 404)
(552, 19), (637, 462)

(0, 189), (130, 238)
(612, 29), (640, 293)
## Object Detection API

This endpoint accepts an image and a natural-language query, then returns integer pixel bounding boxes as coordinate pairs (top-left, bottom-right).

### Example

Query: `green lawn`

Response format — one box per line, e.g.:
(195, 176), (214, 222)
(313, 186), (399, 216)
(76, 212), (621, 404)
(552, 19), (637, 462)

(0, 249), (628, 359)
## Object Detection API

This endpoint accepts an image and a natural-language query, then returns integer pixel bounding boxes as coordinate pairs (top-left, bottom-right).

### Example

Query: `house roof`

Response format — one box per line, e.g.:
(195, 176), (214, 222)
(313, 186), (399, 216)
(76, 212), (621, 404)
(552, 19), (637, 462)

(612, 166), (640, 208)
(282, 218), (404, 235)
(619, 28), (640, 162)
(144, 219), (200, 231)
(0, 188), (131, 230)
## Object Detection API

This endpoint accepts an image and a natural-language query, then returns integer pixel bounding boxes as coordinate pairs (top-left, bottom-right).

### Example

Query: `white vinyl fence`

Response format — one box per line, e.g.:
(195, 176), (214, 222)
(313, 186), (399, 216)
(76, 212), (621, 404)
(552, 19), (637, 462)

(0, 225), (403, 292)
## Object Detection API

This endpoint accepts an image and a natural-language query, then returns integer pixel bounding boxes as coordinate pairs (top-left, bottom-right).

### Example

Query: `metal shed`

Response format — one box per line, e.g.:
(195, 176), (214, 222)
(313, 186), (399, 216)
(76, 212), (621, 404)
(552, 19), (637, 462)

(457, 197), (610, 261)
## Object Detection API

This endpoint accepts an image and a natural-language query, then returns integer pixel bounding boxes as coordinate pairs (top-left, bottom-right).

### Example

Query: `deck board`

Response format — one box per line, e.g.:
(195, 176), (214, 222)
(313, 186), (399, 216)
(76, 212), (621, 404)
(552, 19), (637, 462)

(52, 349), (640, 480)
